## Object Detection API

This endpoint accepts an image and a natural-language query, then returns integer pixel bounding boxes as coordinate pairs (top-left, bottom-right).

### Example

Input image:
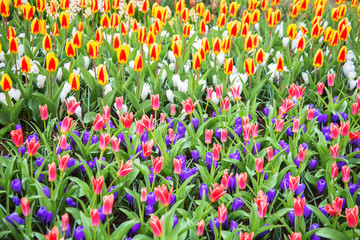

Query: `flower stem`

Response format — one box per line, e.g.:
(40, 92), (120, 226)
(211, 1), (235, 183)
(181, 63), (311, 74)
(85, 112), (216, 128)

(107, 215), (110, 239)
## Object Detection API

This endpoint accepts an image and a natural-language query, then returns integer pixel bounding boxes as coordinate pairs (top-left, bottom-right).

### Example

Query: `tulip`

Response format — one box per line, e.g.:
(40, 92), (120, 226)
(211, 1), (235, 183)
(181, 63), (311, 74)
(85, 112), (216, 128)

(266, 147), (273, 162)
(26, 138), (39, 157)
(330, 123), (340, 139)
(59, 11), (70, 31)
(103, 194), (114, 215)
(151, 94), (160, 111)
(97, 64), (108, 86)
(87, 40), (99, 60)
(275, 119), (284, 132)
(90, 209), (100, 227)
(340, 121), (350, 136)
(313, 49), (323, 68)
(0, 0), (10, 18)
(23, 3), (35, 21)
(60, 117), (74, 134)
(48, 162), (56, 182)
(21, 198), (30, 216)
(237, 172), (247, 190)
(289, 176), (299, 191)
(239, 232), (254, 240)
(45, 226), (59, 240)
(68, 73), (80, 92)
(345, 205), (358, 228)
(182, 98), (198, 115)
(93, 114), (106, 131)
(342, 165), (350, 183)
(60, 0), (69, 10)
(61, 213), (69, 232)
(306, 108), (315, 120)
(209, 183), (226, 202)
(140, 115), (154, 131)
(119, 112), (133, 129)
(328, 73), (335, 86)
(141, 187), (147, 202)
(152, 156), (164, 174)
(58, 154), (70, 172)
(288, 232), (301, 240)
(117, 160), (133, 177)
(170, 104), (176, 116)
(317, 82), (325, 95)
(352, 103), (359, 115)
(294, 197), (306, 216)
(331, 162), (338, 179)
(173, 158), (181, 175)
(38, 104), (48, 121)
(142, 139), (154, 158)
(154, 184), (173, 206)
(213, 143), (221, 161)
(21, 56), (31, 78)
(220, 129), (227, 143)
(92, 176), (104, 194)
(205, 129), (213, 145)
(99, 133), (111, 151)
(10, 129), (23, 147)
(215, 84), (223, 98)
(65, 41), (75, 59)
(298, 145), (307, 162)
(150, 215), (164, 237)
(197, 219), (205, 236)
(255, 158), (264, 173)
(218, 203), (227, 224)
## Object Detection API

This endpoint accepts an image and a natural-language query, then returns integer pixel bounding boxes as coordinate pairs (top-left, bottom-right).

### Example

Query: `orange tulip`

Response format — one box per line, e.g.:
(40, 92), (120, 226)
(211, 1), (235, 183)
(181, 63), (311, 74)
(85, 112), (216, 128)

(138, 26), (147, 44)
(183, 22), (191, 38)
(36, 0), (46, 12)
(182, 8), (189, 22)
(199, 19), (207, 35)
(311, 22), (323, 39)
(134, 54), (143, 72)
(150, 43), (161, 62)
(46, 52), (58, 72)
(141, 0), (149, 13)
(50, 1), (57, 15)
(196, 3), (205, 16)
(229, 2), (240, 17)
(297, 36), (305, 52)
(60, 0), (69, 10)
(228, 21), (239, 38)
(323, 27), (333, 43)
(224, 58), (233, 75)
(175, 0), (185, 15)
(276, 56), (284, 72)
(147, 31), (156, 47)
(31, 18), (40, 35)
(103, 0), (110, 12)
(95, 28), (103, 45)
(191, 52), (201, 71)
(113, 35), (121, 51)
(289, 3), (301, 18)
(120, 21), (127, 36)
(39, 19), (47, 35)
(97, 64), (108, 86)
(80, 0), (86, 8)
(72, 31), (82, 48)
(60, 11), (70, 29)
(203, 9), (211, 24)
(91, 0), (99, 13)
(313, 49), (323, 68)
(100, 14), (110, 29)
(9, 37), (18, 54)
(172, 40), (182, 58)
(0, 74), (12, 92)
(65, 41), (76, 58)
(69, 73), (80, 91)
(110, 13), (120, 29)
(42, 34), (52, 52)
(251, 9), (260, 24)
(337, 46), (347, 63)
(240, 23), (249, 38)
(220, 1), (228, 15)
(133, 19), (139, 33)
(256, 48), (265, 64)
(198, 47), (205, 61)
(244, 35), (253, 52)
(7, 26), (16, 40)
(127, 1), (135, 16)
(329, 31), (339, 47)
(52, 22), (59, 37)
(222, 36), (231, 54)
(23, 3), (35, 21)
(287, 24), (297, 40)
(248, 0), (260, 11)
(87, 40), (99, 59)
(300, 25), (308, 35)
(212, 37), (221, 55)
(112, 0), (119, 10)
(21, 56), (32, 73)
(202, 38), (210, 54)
(217, 13), (226, 29)
(244, 58), (255, 76)
(117, 44), (130, 64)
(261, 0), (269, 10)
(0, 0), (10, 17)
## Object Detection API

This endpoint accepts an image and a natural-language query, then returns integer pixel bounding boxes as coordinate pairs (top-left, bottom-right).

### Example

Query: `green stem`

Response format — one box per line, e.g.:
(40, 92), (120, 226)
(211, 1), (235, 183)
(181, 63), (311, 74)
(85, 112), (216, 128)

(91, 194), (97, 209)
(151, 173), (157, 191)
(94, 227), (97, 240)
(30, 156), (33, 178)
(176, 174), (179, 192)
(107, 215), (110, 240)
(107, 176), (119, 192)
(50, 181), (53, 200)
(333, 214), (338, 229)
(218, 223), (222, 240)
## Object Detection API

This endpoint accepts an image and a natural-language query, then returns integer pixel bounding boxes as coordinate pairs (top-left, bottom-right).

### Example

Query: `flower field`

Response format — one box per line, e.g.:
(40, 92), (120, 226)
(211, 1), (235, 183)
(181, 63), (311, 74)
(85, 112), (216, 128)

(1, 0), (360, 239)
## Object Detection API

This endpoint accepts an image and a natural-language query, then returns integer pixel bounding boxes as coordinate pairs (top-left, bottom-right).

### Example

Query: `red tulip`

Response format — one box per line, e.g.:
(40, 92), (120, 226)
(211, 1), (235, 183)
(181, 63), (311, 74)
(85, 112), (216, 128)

(45, 226), (59, 240)
(120, 113), (133, 129)
(103, 194), (114, 215)
(154, 184), (173, 206)
(298, 145), (307, 162)
(254, 193), (268, 218)
(117, 159), (133, 177)
(92, 176), (104, 194)
(345, 205), (358, 228)
(99, 133), (111, 151)
(289, 176), (299, 191)
(342, 165), (350, 183)
(58, 134), (67, 150)
(26, 138), (40, 156)
(352, 103), (360, 115)
(330, 123), (340, 139)
(173, 158), (182, 175)
(333, 197), (344, 213)
(293, 197), (306, 216)
(48, 162), (56, 182)
(90, 209), (100, 227)
(288, 232), (301, 240)
(150, 215), (164, 237)
(213, 143), (221, 161)
(325, 204), (338, 217)
(340, 121), (350, 136)
(139, 115), (154, 131)
(317, 82), (325, 95)
(237, 172), (247, 190)
(218, 203), (227, 224)
(142, 139), (154, 158)
(10, 129), (23, 147)
(39, 104), (48, 120)
(21, 197), (30, 216)
(93, 114), (106, 131)
(151, 155), (164, 174)
(306, 108), (315, 120)
(209, 183), (225, 202)
(61, 213), (69, 232)
(135, 120), (145, 136)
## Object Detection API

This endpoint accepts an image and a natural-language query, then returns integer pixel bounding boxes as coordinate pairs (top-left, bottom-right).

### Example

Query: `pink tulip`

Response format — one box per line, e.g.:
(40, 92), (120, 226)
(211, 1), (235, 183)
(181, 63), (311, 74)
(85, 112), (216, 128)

(170, 103), (176, 116)
(239, 232), (254, 240)
(342, 165), (350, 183)
(209, 183), (226, 202)
(289, 232), (301, 240)
(293, 118), (300, 133)
(26, 138), (40, 156)
(197, 219), (205, 236)
(317, 82), (325, 95)
(168, 128), (175, 142)
(237, 172), (247, 190)
(243, 124), (251, 141)
(218, 203), (227, 224)
(10, 128), (23, 147)
(150, 215), (164, 237)
(45, 226), (59, 240)
(117, 159), (133, 177)
(266, 147), (273, 162)
(151, 94), (160, 111)
(330, 123), (339, 139)
(60, 117), (74, 134)
(215, 84), (223, 98)
(275, 119), (284, 132)
(333, 197), (343, 213)
(58, 154), (70, 171)
(293, 197), (306, 217)
(115, 96), (123, 110)
(205, 129), (213, 144)
(90, 209), (100, 227)
(330, 144), (339, 160)
(160, 113), (166, 124)
(221, 96), (230, 112)
(135, 119), (145, 136)
(206, 87), (213, 100)
(111, 137), (120, 152)
(93, 114), (106, 131)
(213, 143), (221, 161)
(65, 98), (81, 116)
(328, 72), (335, 86)
(221, 169), (233, 189)
(289, 175), (299, 191)
(346, 205), (358, 228)
(141, 187), (147, 202)
(230, 85), (241, 101)
(92, 176), (104, 194)
(21, 197), (30, 216)
(99, 133), (111, 151)
(61, 213), (69, 232)
(120, 112), (134, 129)
(220, 128), (227, 142)
(142, 139), (154, 157)
(103, 194), (114, 215)
(340, 121), (350, 136)
(352, 103), (359, 115)
(251, 123), (258, 138)
(306, 108), (315, 120)
(154, 184), (173, 206)
(242, 116), (249, 126)
(151, 155), (164, 174)
(48, 162), (57, 182)
(255, 158), (264, 173)
(298, 145), (307, 162)
(58, 134), (67, 150)
(39, 104), (48, 120)
(102, 105), (110, 121)
(139, 114), (154, 131)
(173, 158), (182, 175)
(331, 162), (338, 179)
(182, 98), (198, 115)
